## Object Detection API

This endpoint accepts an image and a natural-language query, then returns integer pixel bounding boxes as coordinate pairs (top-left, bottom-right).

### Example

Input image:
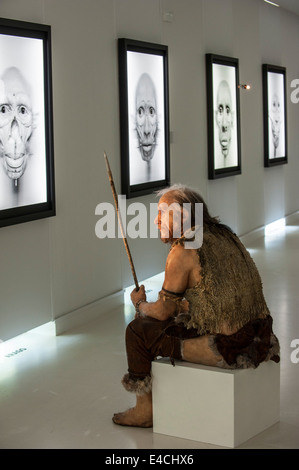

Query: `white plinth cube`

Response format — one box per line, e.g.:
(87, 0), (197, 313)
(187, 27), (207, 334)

(152, 358), (280, 448)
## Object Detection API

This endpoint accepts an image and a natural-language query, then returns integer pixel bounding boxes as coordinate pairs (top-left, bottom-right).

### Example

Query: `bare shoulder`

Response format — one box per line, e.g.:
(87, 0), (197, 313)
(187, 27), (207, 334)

(164, 244), (200, 292)
(166, 244), (196, 270)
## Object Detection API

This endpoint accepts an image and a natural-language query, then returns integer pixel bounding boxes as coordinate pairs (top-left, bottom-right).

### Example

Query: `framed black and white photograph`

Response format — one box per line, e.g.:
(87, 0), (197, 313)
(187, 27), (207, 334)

(262, 64), (287, 167)
(0, 17), (55, 228)
(206, 54), (241, 179)
(118, 38), (170, 198)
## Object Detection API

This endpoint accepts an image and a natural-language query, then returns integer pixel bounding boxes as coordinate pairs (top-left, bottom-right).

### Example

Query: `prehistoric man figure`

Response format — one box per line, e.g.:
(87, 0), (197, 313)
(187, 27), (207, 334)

(0, 67), (34, 187)
(215, 80), (234, 162)
(135, 73), (158, 163)
(112, 185), (280, 428)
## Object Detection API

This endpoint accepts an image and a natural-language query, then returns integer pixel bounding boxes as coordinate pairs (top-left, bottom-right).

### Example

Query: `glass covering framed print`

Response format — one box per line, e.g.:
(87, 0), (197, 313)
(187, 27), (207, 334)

(118, 38), (170, 198)
(263, 64), (287, 167)
(0, 17), (55, 228)
(206, 53), (241, 180)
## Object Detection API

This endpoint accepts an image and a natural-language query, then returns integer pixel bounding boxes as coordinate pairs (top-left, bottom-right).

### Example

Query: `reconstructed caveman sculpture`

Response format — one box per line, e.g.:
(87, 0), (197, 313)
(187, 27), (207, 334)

(112, 184), (280, 428)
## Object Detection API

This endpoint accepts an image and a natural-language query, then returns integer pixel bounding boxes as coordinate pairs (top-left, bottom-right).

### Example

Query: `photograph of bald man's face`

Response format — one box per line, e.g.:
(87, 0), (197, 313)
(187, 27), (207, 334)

(212, 63), (238, 170)
(267, 71), (286, 160)
(127, 52), (165, 187)
(120, 43), (169, 197)
(118, 39), (170, 198)
(206, 54), (241, 179)
(135, 73), (158, 163)
(262, 65), (287, 168)
(215, 80), (234, 159)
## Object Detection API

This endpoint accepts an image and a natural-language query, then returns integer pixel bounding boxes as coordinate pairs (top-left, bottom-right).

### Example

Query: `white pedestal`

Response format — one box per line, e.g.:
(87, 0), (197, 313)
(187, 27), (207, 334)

(152, 358), (280, 448)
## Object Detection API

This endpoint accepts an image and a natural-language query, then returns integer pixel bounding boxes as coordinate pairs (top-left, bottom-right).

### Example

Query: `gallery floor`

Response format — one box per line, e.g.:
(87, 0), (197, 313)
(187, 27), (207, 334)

(0, 212), (299, 450)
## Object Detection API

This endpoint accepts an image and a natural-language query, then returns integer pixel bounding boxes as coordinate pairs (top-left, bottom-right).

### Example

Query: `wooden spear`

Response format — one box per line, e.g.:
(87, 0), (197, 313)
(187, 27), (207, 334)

(104, 151), (139, 290)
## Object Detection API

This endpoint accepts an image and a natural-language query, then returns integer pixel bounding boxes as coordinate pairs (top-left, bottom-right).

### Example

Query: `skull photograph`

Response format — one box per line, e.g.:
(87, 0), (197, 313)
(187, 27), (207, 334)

(0, 67), (33, 186)
(0, 33), (47, 211)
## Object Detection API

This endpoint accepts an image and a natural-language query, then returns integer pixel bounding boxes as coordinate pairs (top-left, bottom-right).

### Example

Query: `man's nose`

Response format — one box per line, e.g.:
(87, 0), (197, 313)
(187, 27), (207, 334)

(144, 114), (150, 136)
(10, 118), (22, 143)
(222, 123), (228, 132)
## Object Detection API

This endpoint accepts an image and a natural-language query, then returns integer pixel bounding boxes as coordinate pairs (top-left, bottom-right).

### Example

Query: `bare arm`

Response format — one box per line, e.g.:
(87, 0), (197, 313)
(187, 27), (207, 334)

(130, 245), (193, 321)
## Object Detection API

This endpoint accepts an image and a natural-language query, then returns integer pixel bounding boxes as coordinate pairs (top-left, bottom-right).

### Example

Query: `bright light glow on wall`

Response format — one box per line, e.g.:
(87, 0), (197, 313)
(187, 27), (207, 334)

(265, 217), (286, 236)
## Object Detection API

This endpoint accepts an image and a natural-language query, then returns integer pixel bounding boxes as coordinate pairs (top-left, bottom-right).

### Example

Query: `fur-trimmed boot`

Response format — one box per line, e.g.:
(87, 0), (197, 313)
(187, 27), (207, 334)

(112, 373), (153, 428)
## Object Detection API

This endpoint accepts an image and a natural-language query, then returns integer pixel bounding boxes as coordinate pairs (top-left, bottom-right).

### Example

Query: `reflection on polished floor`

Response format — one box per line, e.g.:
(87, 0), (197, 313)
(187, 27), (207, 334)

(0, 213), (299, 449)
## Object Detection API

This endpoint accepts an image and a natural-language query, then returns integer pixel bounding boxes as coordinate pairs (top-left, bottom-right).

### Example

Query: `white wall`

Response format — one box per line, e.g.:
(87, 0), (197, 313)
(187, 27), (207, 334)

(0, 0), (298, 340)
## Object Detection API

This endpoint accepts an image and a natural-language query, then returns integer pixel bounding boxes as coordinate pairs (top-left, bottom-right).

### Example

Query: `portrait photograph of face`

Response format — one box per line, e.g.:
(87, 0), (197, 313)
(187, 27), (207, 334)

(127, 50), (166, 186)
(0, 33), (47, 211)
(212, 63), (238, 170)
(267, 72), (286, 159)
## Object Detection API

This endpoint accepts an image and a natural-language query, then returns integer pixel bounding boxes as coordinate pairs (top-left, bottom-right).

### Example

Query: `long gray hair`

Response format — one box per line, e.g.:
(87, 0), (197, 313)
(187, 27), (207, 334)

(156, 184), (221, 229)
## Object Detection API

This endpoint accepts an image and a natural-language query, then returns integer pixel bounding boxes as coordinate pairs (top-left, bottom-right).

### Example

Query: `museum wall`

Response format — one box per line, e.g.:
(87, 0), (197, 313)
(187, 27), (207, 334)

(0, 0), (298, 340)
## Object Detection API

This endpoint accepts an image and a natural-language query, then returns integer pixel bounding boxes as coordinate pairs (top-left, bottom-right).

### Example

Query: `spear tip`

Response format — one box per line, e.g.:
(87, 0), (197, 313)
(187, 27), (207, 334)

(103, 151), (111, 175)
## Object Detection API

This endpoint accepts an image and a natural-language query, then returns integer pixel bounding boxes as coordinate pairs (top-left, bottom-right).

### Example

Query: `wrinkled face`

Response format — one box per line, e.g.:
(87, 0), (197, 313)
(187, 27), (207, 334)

(154, 194), (183, 244)
(269, 93), (281, 150)
(135, 73), (157, 162)
(215, 81), (234, 158)
(0, 67), (33, 182)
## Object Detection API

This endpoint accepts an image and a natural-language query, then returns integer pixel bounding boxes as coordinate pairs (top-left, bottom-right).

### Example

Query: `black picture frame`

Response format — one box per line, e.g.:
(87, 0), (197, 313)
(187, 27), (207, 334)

(118, 38), (170, 198)
(206, 53), (241, 179)
(0, 17), (55, 228)
(262, 64), (287, 167)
